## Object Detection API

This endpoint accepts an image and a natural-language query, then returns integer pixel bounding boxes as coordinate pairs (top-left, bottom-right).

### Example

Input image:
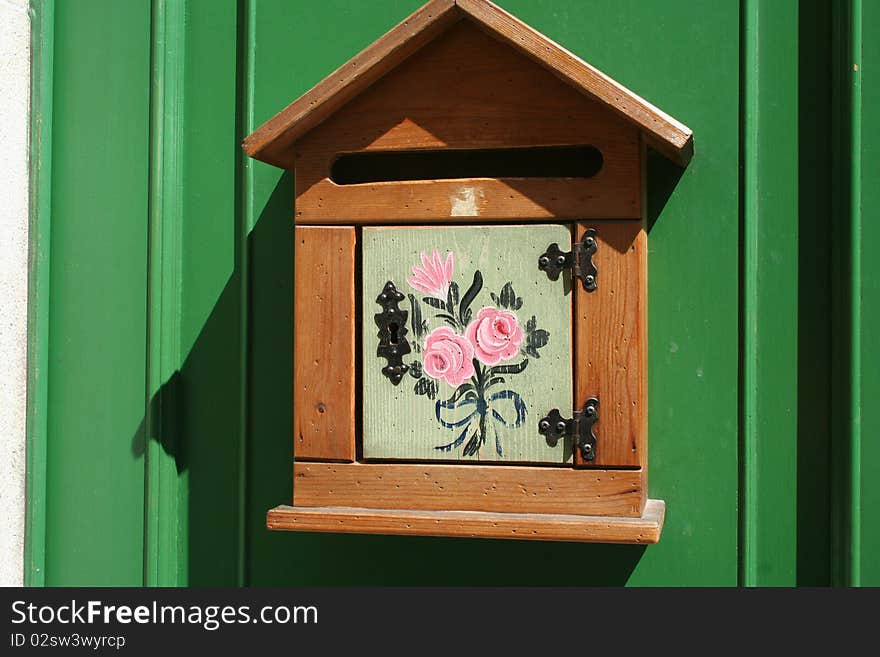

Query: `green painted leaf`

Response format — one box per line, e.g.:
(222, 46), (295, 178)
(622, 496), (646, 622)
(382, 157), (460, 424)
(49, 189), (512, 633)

(486, 376), (506, 389)
(442, 382), (475, 405)
(414, 377), (437, 400)
(408, 294), (425, 339)
(408, 360), (423, 378)
(458, 270), (483, 325)
(497, 282), (523, 310)
(524, 315), (549, 358)
(446, 281), (459, 319)
(422, 297), (446, 310)
(488, 359), (529, 375)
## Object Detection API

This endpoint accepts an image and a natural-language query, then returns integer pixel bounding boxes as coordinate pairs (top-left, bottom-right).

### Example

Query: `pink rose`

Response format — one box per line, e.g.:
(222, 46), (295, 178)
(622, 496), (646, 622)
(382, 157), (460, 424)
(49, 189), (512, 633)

(422, 326), (475, 387)
(465, 307), (524, 365)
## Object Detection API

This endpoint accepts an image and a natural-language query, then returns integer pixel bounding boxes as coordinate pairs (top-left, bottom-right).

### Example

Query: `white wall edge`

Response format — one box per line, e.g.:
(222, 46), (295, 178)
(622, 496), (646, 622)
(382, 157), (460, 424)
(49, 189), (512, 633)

(0, 0), (31, 587)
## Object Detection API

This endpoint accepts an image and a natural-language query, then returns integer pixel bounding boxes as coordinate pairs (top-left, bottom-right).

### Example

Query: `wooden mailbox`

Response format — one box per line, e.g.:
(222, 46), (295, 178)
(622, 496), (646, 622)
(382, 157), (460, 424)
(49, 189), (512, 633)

(244, 0), (692, 543)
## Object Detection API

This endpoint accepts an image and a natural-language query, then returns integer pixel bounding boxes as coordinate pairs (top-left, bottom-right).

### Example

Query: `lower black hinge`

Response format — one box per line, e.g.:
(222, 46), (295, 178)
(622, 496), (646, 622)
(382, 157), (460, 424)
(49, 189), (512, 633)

(538, 397), (599, 462)
(537, 227), (598, 292)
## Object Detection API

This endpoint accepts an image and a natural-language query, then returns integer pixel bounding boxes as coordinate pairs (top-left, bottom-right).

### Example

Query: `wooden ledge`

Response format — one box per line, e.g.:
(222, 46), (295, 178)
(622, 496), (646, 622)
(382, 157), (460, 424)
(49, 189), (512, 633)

(267, 499), (665, 544)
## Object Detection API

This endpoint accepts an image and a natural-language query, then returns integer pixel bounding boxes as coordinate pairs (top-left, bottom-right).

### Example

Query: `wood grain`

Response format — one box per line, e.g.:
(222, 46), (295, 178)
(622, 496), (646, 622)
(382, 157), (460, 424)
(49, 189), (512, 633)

(294, 462), (644, 517)
(294, 22), (640, 223)
(243, 0), (692, 170)
(456, 0), (693, 165)
(293, 226), (356, 461)
(574, 222), (646, 467)
(267, 499), (665, 544)
(295, 178), (639, 223)
(243, 0), (460, 168)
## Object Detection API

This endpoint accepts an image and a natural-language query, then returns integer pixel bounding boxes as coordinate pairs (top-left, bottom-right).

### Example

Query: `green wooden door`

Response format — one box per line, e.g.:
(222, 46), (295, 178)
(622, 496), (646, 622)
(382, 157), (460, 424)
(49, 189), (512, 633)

(362, 225), (572, 463)
(28, 0), (879, 586)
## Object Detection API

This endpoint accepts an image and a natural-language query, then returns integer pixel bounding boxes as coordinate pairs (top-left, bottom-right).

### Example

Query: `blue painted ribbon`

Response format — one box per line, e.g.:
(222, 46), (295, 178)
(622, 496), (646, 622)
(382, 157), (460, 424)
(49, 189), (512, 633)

(435, 390), (526, 430)
(488, 390), (527, 428)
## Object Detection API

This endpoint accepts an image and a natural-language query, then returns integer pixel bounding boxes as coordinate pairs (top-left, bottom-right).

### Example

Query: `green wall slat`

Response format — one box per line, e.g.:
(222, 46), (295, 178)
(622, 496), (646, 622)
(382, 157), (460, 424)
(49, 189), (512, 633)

(177, 0), (244, 586)
(853, 0), (879, 586)
(742, 0), (800, 586)
(829, 0), (877, 588)
(25, 0), (54, 588)
(45, 0), (151, 585)
(145, 0), (244, 587)
(145, 0), (186, 588)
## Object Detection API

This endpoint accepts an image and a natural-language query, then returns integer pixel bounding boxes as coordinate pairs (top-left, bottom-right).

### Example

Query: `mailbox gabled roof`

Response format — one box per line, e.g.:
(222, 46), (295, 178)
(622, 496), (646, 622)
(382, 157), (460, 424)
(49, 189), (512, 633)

(243, 0), (694, 169)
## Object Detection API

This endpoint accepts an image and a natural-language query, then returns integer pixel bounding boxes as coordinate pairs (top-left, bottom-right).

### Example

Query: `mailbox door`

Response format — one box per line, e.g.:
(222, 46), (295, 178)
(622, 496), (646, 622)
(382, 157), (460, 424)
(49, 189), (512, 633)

(362, 225), (573, 464)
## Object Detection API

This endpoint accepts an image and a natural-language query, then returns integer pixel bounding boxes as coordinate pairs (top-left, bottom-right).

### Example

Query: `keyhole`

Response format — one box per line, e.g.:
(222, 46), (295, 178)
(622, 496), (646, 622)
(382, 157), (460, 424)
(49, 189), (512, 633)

(387, 322), (400, 345)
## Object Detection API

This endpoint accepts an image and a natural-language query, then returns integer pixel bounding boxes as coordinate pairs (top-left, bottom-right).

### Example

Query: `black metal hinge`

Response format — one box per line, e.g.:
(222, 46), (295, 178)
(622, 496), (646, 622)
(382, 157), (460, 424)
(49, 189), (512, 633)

(375, 281), (411, 385)
(538, 228), (598, 292)
(538, 397), (599, 462)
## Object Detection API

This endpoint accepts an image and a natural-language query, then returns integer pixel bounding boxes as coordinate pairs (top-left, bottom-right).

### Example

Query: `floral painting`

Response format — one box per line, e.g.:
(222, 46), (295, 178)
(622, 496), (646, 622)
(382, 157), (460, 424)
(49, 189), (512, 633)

(387, 248), (552, 458)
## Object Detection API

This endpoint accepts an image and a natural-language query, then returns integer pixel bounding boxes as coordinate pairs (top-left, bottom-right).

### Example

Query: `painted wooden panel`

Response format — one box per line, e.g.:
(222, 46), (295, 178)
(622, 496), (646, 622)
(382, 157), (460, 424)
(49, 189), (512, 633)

(362, 225), (572, 463)
(294, 226), (356, 461)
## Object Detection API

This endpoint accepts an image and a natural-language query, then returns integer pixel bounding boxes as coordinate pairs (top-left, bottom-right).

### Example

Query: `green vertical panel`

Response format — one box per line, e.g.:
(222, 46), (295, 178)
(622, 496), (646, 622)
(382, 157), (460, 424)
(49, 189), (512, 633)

(741, 0), (799, 586)
(362, 225), (572, 464)
(145, 0), (186, 588)
(45, 0), (150, 585)
(829, 0), (876, 588)
(244, 0), (296, 586)
(174, 0), (243, 586)
(246, 0), (739, 585)
(854, 0), (879, 586)
(25, 0), (54, 587)
(830, 0), (854, 587)
(145, 0), (243, 587)
(571, 0), (740, 586)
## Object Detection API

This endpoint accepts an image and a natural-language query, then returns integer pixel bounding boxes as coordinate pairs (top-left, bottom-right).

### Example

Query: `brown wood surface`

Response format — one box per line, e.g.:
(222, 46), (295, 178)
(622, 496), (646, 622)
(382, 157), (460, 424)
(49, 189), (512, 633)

(293, 21), (640, 223)
(243, 0), (460, 168)
(293, 226), (356, 461)
(267, 499), (665, 544)
(295, 178), (639, 224)
(574, 222), (646, 467)
(243, 1), (692, 170)
(457, 0), (692, 165)
(294, 462), (644, 517)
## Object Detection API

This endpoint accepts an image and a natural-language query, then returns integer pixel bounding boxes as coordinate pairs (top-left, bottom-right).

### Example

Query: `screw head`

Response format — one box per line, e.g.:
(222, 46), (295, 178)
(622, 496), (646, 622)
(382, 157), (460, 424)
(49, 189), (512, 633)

(555, 255), (566, 266)
(584, 275), (595, 286)
(555, 420), (567, 433)
(538, 256), (550, 268)
(585, 405), (597, 417)
(582, 444), (594, 458)
(539, 419), (550, 432)
(584, 236), (595, 248)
